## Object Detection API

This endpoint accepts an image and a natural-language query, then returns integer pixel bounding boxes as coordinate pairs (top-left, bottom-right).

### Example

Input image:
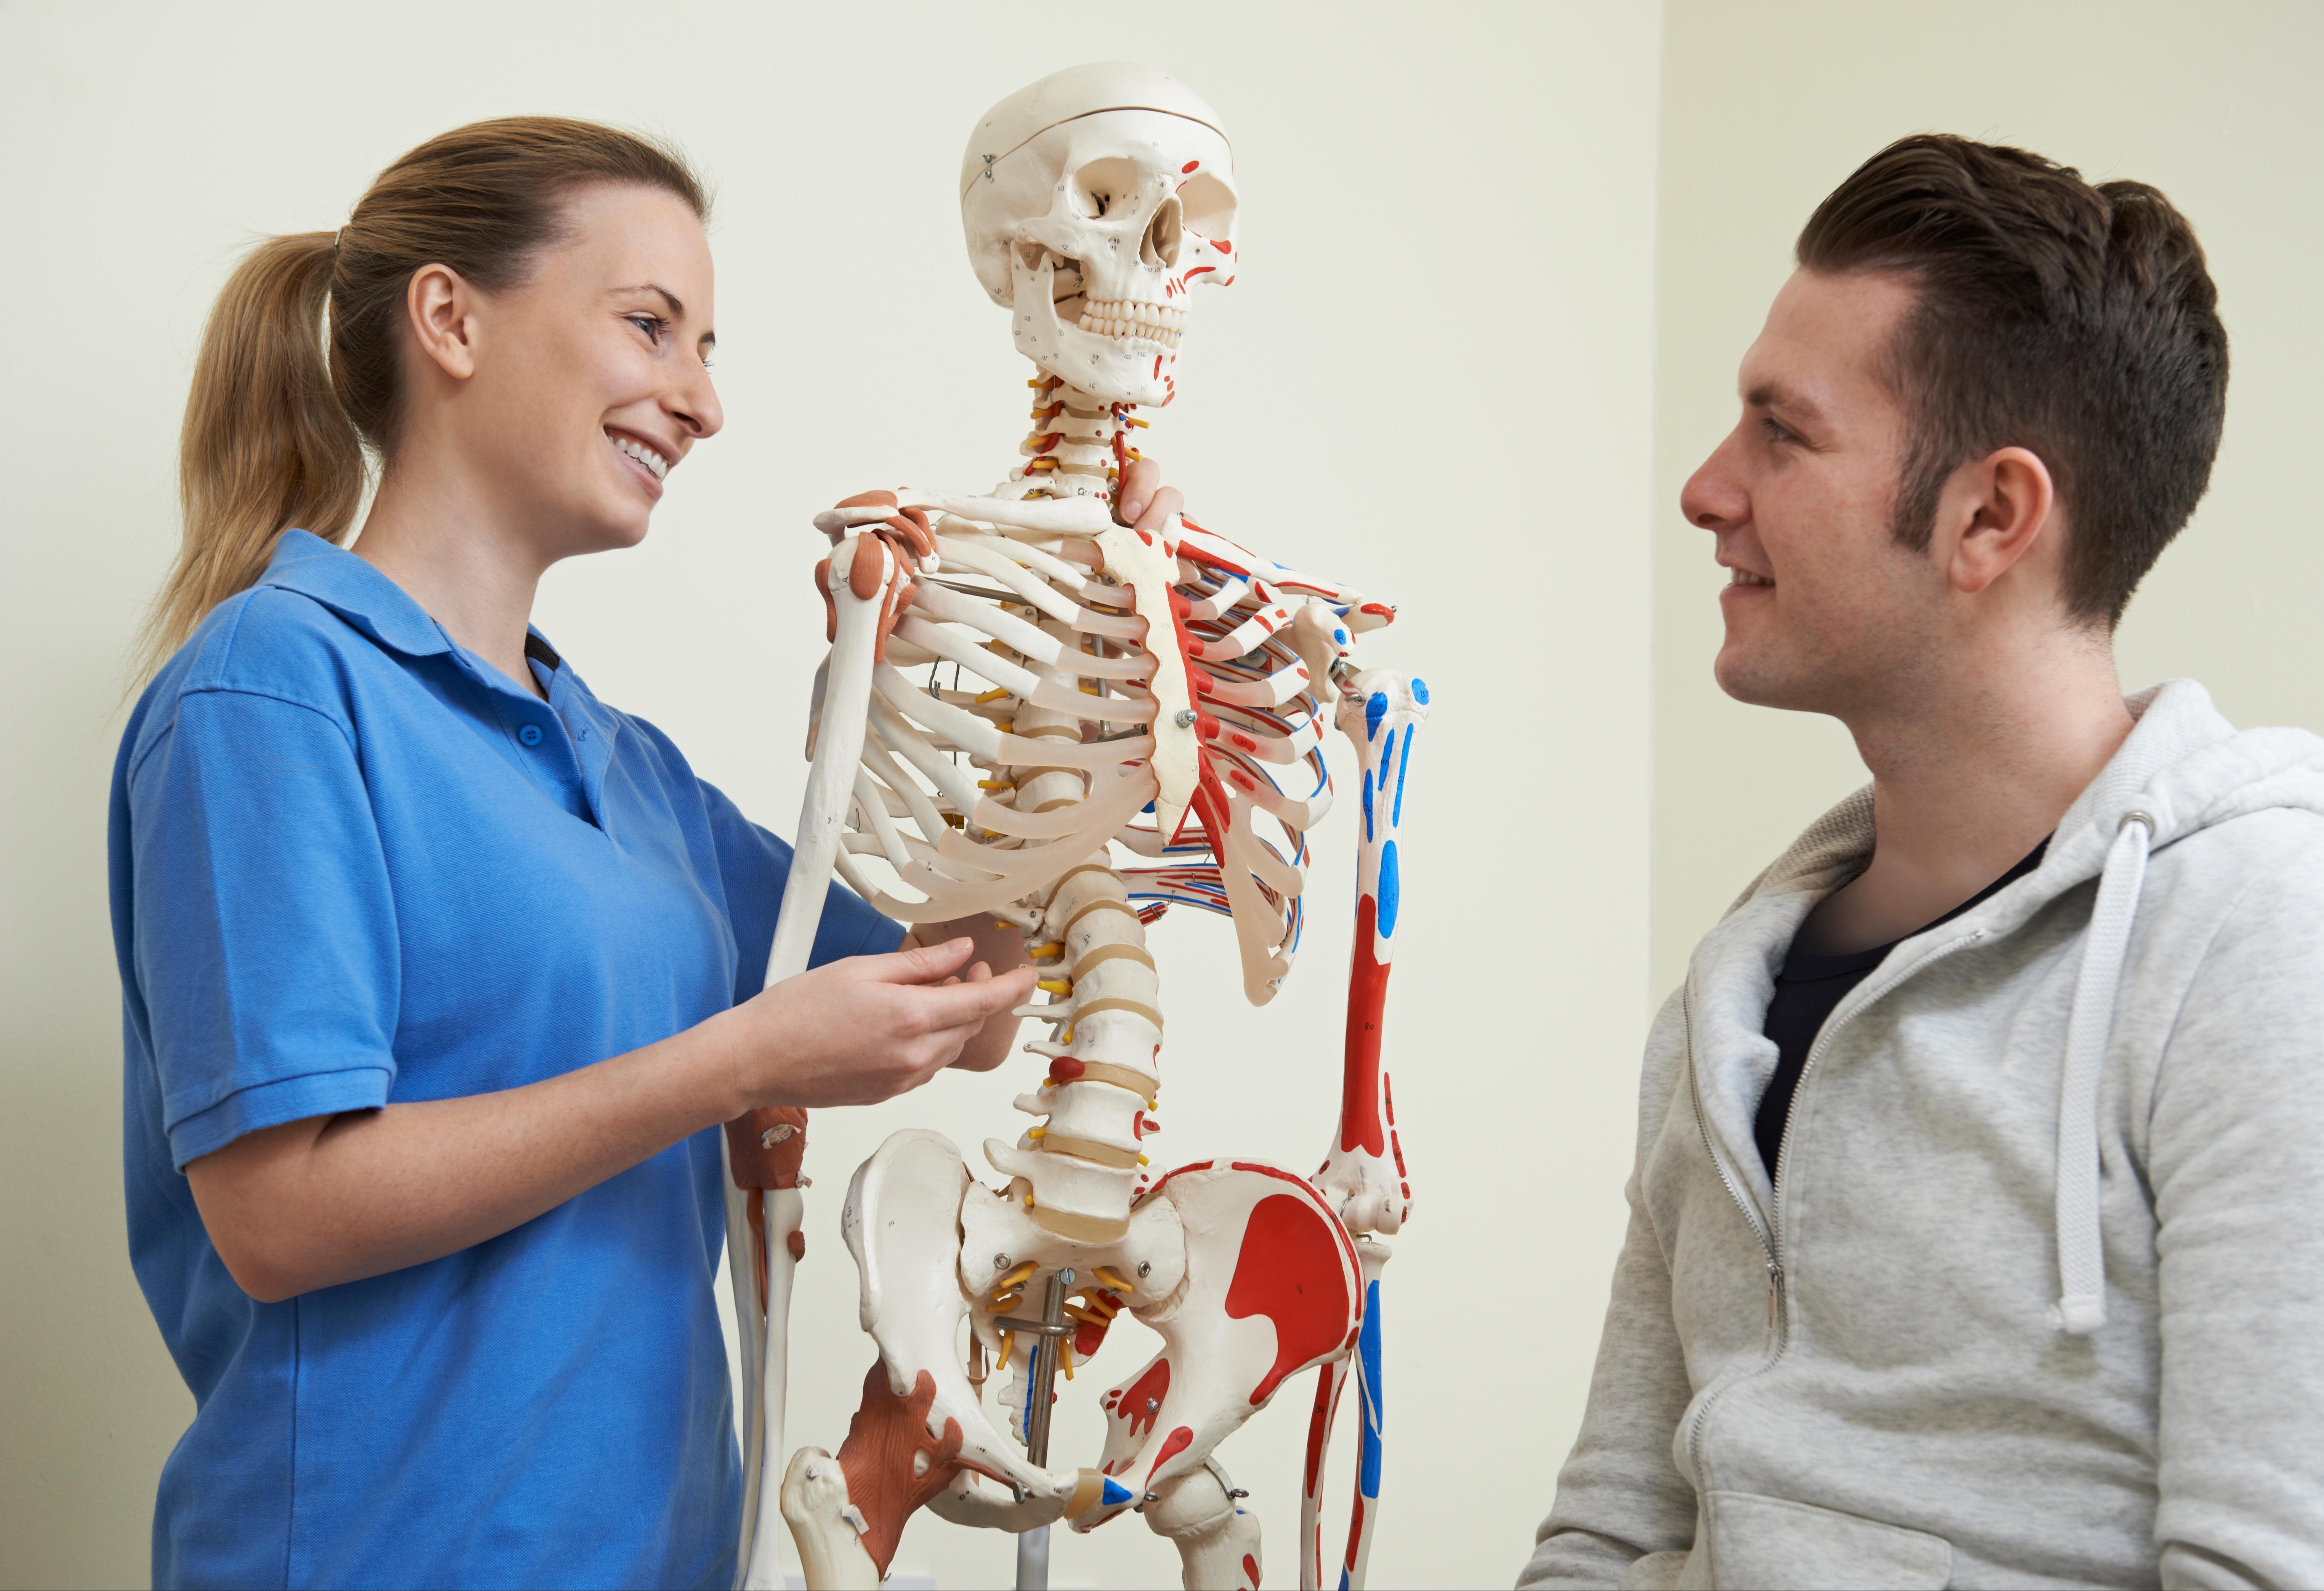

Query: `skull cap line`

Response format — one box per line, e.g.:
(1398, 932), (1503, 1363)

(960, 107), (1233, 200)
(957, 61), (1233, 198)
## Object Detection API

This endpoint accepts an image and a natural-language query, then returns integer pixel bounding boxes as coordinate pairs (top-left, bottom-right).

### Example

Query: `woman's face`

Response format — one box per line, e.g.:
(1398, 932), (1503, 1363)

(431, 182), (723, 562)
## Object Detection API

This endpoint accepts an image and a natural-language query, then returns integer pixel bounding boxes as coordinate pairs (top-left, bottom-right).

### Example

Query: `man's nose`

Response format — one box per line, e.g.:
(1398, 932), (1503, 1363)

(1681, 431), (1748, 533)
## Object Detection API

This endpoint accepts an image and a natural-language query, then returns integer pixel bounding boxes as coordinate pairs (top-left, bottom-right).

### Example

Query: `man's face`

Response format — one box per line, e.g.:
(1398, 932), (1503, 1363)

(1682, 269), (1944, 715)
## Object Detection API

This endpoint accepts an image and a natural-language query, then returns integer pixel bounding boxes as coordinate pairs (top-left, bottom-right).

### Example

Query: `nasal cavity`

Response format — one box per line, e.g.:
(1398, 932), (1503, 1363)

(1141, 194), (1183, 269)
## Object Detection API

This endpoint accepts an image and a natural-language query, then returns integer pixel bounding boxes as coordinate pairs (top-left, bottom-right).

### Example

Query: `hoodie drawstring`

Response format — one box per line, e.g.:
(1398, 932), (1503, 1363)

(2052, 810), (2153, 1335)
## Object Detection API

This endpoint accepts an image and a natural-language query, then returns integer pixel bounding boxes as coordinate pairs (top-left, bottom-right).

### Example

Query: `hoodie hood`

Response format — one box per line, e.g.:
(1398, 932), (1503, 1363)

(1717, 679), (2324, 1332)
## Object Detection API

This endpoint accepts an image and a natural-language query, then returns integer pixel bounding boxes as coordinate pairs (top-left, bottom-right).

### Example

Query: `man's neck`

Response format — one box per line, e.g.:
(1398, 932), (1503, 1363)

(1807, 633), (2134, 953)
(350, 443), (550, 700)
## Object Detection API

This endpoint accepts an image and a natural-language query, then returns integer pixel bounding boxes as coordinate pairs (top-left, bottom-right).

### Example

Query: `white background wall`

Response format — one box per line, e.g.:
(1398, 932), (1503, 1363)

(1, 3), (1660, 1588)
(1650, 0), (2324, 994)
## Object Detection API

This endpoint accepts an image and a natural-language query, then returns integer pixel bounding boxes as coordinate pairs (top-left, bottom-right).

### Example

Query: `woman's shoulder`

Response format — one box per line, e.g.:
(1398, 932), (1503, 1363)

(125, 585), (375, 766)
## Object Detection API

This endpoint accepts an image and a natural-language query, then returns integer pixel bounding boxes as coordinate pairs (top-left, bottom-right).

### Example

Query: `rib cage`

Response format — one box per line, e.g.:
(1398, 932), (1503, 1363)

(823, 504), (1373, 1006)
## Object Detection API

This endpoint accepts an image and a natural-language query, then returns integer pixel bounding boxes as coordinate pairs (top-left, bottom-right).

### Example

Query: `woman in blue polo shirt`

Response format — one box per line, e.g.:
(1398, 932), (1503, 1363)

(111, 117), (1180, 1589)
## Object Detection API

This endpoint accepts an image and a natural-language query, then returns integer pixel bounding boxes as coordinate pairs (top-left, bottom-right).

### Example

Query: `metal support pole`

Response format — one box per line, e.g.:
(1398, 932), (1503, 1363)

(1004, 1268), (1073, 1591)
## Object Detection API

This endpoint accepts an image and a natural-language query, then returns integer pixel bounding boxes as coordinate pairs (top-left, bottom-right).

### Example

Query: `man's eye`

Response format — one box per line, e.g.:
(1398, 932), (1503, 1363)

(1760, 415), (1796, 445)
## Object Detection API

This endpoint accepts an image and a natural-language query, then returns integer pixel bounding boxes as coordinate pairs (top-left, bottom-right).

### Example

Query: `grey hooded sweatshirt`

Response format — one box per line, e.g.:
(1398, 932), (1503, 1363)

(1522, 681), (2324, 1590)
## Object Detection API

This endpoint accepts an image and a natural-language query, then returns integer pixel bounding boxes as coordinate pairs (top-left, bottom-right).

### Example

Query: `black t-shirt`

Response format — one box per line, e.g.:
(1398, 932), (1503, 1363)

(1753, 837), (2050, 1182)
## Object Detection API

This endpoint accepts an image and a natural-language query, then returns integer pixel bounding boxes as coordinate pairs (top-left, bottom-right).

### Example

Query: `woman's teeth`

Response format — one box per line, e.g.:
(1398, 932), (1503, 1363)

(613, 435), (669, 481)
(1730, 569), (1774, 587)
(1077, 298), (1187, 349)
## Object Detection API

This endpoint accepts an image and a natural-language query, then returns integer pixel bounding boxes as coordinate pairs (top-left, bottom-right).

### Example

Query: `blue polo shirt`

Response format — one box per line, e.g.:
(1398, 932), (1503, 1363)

(108, 530), (901, 1590)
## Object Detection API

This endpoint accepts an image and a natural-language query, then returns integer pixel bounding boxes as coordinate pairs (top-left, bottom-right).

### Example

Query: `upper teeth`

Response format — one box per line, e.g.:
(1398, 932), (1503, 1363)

(614, 435), (669, 480)
(1731, 569), (1772, 586)
(1075, 298), (1187, 349)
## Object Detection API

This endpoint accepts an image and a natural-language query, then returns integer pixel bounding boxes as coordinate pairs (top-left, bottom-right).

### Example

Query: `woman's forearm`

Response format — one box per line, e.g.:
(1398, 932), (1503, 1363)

(188, 1012), (747, 1302)
(185, 939), (1033, 1303)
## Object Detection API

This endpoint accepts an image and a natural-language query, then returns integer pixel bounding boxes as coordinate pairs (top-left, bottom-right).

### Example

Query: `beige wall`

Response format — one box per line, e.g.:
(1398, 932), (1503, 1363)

(0, 3), (1659, 1587)
(13, 2), (2316, 1585)
(1650, 0), (2324, 997)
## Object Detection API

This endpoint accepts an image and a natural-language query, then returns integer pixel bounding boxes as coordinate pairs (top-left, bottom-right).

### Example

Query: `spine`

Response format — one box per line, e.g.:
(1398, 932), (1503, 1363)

(982, 641), (1161, 1244)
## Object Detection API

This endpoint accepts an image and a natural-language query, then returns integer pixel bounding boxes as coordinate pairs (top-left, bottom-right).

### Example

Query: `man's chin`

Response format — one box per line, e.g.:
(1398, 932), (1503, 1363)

(1713, 644), (1817, 711)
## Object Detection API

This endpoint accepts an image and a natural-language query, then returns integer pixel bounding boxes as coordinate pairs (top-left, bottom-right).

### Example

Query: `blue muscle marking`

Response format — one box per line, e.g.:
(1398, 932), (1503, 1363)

(1392, 724), (1413, 827)
(1358, 1279), (1384, 1496)
(1365, 691), (1387, 741)
(1362, 767), (1374, 843)
(1412, 676), (1429, 705)
(1377, 842), (1400, 937)
(1101, 1477), (1132, 1507)
(1334, 628), (1348, 643)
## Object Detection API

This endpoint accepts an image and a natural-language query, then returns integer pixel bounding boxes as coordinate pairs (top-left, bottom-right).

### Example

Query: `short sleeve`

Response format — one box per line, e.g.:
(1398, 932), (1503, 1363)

(128, 689), (399, 1168)
(697, 778), (903, 1004)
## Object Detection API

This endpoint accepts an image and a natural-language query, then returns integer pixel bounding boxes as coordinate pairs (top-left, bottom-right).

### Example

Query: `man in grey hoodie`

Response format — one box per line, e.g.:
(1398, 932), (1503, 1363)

(1521, 137), (2321, 1589)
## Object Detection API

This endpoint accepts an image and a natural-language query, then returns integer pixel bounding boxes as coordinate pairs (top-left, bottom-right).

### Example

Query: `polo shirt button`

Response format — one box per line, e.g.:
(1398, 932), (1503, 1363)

(518, 724), (545, 747)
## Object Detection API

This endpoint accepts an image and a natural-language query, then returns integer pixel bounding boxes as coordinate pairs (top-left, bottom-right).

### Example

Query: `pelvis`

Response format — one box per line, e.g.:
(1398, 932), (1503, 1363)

(819, 1130), (1362, 1555)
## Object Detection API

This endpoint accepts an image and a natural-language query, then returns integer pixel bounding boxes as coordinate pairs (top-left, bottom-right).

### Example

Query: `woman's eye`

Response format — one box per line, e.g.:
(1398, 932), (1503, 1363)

(629, 314), (666, 344)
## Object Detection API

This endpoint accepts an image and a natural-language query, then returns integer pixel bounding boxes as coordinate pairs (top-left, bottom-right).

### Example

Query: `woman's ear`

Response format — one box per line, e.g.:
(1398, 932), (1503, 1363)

(405, 263), (480, 382)
(1941, 445), (2057, 597)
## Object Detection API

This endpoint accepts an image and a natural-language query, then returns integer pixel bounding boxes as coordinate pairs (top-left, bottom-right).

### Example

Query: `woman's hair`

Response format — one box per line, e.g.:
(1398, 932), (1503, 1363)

(137, 116), (708, 679)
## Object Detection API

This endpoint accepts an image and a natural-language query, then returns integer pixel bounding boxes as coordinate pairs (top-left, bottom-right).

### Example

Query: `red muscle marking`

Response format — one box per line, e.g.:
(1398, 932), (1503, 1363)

(786, 1228), (805, 1263)
(1231, 732), (1257, 751)
(1049, 1056), (1086, 1083)
(1358, 601), (1392, 617)
(1340, 894), (1391, 1155)
(1121, 1357), (1170, 1438)
(1384, 1073), (1395, 1127)
(1148, 1424), (1195, 1480)
(1225, 1195), (1356, 1405)
(1182, 159), (1201, 173)
(1185, 265), (1216, 281)
(1133, 1110), (1152, 1140)
(1346, 1495), (1365, 1572)
(1215, 239), (1231, 253)
(1153, 354), (1163, 379)
(1303, 1366), (1337, 1498)
(1226, 1160), (1358, 1272)
(1243, 1551), (1261, 1586)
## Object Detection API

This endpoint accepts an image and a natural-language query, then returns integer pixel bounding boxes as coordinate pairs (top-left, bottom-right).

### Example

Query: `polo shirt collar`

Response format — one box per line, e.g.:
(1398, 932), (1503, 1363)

(258, 529), (452, 658)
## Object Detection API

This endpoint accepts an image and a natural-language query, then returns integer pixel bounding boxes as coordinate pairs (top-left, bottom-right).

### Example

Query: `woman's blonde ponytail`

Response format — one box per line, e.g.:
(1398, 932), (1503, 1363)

(138, 232), (365, 679)
(135, 117), (707, 682)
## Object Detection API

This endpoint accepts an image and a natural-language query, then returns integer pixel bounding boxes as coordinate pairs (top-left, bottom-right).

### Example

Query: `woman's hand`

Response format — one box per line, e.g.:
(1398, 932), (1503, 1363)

(721, 937), (1035, 1105)
(1116, 455), (1182, 532)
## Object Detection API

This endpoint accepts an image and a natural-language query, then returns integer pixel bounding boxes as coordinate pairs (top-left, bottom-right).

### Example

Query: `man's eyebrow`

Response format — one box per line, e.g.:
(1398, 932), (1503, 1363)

(1744, 380), (1823, 421)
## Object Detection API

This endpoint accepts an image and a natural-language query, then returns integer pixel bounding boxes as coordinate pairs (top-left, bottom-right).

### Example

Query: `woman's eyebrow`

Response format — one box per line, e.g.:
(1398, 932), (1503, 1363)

(613, 283), (686, 317)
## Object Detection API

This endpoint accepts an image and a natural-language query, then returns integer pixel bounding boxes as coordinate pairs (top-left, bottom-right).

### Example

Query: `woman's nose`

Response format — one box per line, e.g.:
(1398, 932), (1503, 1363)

(672, 369), (723, 441)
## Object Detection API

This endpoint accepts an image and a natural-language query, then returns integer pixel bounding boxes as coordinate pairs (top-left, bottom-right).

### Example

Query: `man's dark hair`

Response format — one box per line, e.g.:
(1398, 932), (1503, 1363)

(1798, 134), (2228, 628)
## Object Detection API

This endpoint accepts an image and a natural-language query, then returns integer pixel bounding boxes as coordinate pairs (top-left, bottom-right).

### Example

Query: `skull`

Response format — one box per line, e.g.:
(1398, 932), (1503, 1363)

(962, 64), (1238, 407)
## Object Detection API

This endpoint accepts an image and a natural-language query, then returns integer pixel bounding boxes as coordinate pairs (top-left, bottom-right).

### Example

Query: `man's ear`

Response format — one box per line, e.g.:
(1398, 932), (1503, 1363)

(405, 263), (480, 382)
(1939, 445), (2057, 597)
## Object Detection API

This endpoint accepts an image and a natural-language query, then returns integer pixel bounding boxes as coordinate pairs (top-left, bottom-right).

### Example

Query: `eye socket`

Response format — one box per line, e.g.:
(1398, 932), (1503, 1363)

(1177, 173), (1236, 241)
(1072, 157), (1144, 222)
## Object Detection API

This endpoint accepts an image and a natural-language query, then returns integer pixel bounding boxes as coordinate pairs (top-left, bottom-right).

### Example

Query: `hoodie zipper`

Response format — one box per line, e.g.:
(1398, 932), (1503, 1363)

(1681, 926), (1988, 1479)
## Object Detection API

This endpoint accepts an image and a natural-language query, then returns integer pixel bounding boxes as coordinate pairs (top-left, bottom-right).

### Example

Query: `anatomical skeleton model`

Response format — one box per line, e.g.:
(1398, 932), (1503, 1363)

(719, 65), (1429, 1591)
